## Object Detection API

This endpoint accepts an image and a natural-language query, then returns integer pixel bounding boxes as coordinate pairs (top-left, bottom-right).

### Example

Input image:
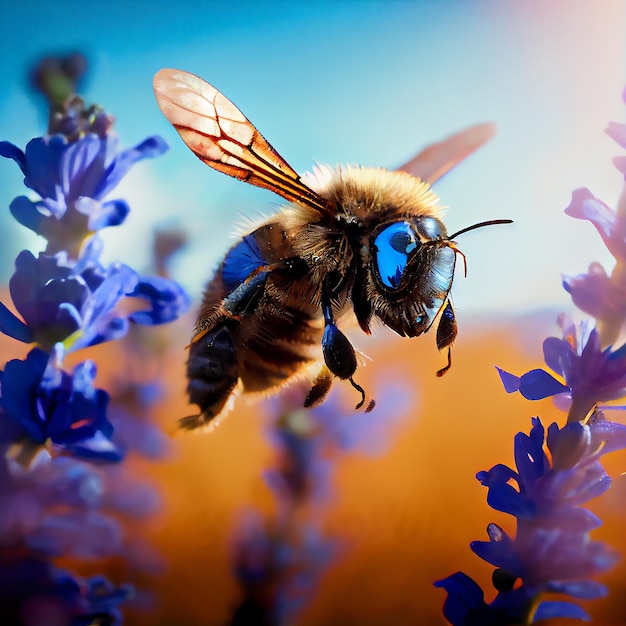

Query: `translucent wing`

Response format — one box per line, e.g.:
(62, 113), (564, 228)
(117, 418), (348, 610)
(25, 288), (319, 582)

(153, 69), (328, 213)
(396, 123), (496, 184)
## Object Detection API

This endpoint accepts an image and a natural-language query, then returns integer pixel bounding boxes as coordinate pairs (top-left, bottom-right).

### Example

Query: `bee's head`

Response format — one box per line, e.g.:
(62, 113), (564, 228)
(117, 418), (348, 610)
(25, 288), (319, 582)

(355, 217), (512, 338)
(360, 217), (454, 337)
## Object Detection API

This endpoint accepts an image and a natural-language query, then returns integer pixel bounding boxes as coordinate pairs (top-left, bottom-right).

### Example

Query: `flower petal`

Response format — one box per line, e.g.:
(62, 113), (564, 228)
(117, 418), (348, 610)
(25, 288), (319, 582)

(514, 420), (548, 484)
(606, 121), (626, 149)
(547, 579), (607, 600)
(470, 539), (522, 573)
(0, 348), (49, 442)
(61, 134), (107, 199)
(562, 263), (613, 319)
(478, 464), (536, 518)
(128, 275), (190, 325)
(590, 417), (626, 455)
(532, 600), (591, 622)
(542, 337), (571, 376)
(518, 369), (569, 400)
(86, 198), (130, 230)
(0, 140), (26, 172)
(0, 301), (33, 342)
(22, 136), (67, 200)
(25, 511), (122, 558)
(495, 366), (520, 393)
(434, 572), (487, 626)
(8, 196), (46, 234)
(613, 155), (626, 175)
(565, 188), (615, 237)
(95, 135), (168, 198)
(65, 431), (124, 463)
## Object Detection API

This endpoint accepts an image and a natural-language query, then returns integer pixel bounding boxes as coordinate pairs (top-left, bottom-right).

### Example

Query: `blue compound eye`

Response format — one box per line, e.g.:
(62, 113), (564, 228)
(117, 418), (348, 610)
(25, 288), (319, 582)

(373, 222), (420, 289)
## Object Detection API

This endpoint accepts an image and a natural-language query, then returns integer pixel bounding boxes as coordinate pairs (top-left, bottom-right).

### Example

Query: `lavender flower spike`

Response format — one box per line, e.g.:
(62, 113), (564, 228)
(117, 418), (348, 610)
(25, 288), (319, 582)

(437, 414), (626, 624)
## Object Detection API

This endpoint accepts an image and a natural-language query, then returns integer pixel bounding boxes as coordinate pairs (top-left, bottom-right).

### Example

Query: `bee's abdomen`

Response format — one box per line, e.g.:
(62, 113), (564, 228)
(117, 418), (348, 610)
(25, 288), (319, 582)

(184, 324), (239, 428)
(236, 299), (322, 392)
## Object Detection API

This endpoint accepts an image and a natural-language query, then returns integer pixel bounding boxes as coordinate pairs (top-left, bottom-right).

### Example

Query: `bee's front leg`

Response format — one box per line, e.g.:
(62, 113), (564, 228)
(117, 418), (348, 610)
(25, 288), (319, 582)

(316, 278), (374, 412)
(435, 299), (457, 377)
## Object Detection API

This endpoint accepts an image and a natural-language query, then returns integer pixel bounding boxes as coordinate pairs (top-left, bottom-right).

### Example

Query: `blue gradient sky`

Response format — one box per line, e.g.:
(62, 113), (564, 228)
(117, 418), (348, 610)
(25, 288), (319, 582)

(1, 1), (625, 318)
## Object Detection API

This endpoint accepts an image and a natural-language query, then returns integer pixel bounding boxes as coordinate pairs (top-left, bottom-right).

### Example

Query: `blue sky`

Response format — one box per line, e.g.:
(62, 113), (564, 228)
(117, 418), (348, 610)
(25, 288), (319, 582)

(1, 0), (625, 318)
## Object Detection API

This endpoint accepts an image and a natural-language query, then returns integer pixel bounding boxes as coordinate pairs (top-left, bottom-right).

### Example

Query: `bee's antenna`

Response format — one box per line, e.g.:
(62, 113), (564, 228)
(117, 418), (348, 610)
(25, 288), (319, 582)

(448, 219), (512, 240)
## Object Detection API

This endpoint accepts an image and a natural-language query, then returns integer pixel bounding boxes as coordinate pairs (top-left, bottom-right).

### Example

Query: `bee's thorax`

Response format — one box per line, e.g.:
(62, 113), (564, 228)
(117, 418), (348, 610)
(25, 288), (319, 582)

(302, 164), (445, 224)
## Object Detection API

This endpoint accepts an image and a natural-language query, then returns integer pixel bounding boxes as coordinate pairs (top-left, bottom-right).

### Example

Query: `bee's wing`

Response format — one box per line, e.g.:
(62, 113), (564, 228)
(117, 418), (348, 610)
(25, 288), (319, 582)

(153, 69), (328, 213)
(396, 123), (496, 184)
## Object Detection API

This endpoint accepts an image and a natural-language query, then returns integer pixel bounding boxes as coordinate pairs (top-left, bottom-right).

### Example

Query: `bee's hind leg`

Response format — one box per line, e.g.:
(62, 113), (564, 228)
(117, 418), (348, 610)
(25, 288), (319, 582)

(304, 365), (334, 408)
(182, 269), (272, 429)
(183, 324), (239, 429)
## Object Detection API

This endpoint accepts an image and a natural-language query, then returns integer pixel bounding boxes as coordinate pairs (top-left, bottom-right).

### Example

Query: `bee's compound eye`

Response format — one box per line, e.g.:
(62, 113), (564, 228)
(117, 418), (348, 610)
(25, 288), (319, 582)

(373, 221), (420, 289)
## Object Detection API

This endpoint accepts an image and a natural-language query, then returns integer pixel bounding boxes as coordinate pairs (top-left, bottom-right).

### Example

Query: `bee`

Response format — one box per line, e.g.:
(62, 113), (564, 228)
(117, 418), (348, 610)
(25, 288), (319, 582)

(153, 69), (511, 429)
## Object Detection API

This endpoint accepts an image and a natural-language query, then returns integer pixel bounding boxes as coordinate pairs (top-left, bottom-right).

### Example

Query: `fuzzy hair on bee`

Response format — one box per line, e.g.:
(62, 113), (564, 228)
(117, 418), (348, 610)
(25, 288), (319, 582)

(153, 68), (512, 430)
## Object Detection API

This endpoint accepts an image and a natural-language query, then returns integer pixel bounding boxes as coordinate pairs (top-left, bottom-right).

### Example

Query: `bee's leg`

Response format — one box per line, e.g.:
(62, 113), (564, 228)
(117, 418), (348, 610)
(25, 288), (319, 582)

(435, 300), (457, 377)
(352, 271), (373, 335)
(190, 269), (270, 345)
(320, 282), (357, 380)
(223, 269), (270, 316)
(183, 324), (239, 429)
(319, 280), (373, 411)
(183, 270), (270, 429)
(304, 365), (334, 408)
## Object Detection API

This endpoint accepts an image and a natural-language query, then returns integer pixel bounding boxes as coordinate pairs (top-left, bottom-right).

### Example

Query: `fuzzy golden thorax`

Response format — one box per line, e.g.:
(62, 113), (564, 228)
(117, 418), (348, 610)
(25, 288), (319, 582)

(303, 164), (445, 223)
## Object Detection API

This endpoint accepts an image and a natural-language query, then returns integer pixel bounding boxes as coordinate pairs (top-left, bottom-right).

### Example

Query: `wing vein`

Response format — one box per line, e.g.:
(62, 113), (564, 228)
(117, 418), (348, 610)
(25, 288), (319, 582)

(175, 123), (328, 212)
(154, 68), (330, 215)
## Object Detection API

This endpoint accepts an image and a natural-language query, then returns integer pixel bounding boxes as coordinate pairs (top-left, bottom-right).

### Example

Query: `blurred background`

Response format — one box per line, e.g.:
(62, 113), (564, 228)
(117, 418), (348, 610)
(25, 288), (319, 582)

(1, 1), (626, 624)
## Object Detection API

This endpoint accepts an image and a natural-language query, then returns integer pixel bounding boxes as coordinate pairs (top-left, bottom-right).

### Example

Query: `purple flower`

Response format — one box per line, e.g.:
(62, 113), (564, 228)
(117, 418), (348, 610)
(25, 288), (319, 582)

(263, 379), (410, 507)
(437, 415), (626, 624)
(231, 510), (338, 626)
(0, 453), (116, 557)
(0, 553), (130, 626)
(231, 380), (410, 625)
(497, 318), (626, 422)
(126, 274), (191, 326)
(0, 245), (189, 352)
(562, 261), (623, 322)
(0, 347), (122, 462)
(0, 444), (161, 563)
(0, 133), (168, 257)
(564, 188), (626, 264)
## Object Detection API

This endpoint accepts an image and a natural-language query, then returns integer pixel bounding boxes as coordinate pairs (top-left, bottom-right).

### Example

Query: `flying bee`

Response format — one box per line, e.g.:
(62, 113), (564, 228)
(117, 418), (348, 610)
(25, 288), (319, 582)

(153, 68), (511, 429)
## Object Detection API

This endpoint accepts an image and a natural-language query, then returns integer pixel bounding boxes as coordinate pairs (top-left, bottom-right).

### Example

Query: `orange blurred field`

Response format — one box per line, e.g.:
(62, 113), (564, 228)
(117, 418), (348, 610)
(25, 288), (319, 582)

(39, 310), (623, 626)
